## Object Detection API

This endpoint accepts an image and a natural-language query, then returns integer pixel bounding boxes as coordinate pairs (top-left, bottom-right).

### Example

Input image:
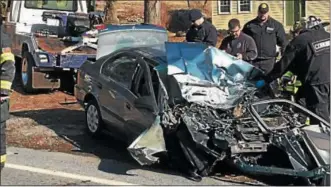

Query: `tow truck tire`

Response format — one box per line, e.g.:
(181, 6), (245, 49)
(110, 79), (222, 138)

(20, 52), (36, 93)
(85, 99), (104, 138)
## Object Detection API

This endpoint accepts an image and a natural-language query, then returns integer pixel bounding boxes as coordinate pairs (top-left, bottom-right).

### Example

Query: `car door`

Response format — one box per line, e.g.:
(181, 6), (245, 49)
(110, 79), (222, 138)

(98, 52), (140, 139)
(122, 57), (159, 142)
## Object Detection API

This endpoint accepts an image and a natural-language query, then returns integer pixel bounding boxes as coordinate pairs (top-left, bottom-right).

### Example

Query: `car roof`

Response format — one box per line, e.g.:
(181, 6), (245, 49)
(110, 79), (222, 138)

(119, 46), (167, 66)
(98, 24), (167, 34)
(94, 46), (167, 70)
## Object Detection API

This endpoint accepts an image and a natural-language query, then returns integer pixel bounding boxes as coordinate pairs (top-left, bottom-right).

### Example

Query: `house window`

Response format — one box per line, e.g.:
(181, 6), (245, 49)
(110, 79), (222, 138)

(218, 0), (231, 14)
(238, 0), (252, 13)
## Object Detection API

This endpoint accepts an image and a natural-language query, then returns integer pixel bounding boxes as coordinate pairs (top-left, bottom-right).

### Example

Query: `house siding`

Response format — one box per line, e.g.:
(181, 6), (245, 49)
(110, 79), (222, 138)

(306, 1), (330, 22)
(283, 1), (330, 31)
(212, 1), (284, 30)
(212, 0), (330, 32)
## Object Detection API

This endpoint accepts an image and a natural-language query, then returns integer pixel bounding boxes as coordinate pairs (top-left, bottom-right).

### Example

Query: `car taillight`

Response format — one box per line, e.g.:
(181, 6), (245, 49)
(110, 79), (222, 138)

(95, 24), (106, 30)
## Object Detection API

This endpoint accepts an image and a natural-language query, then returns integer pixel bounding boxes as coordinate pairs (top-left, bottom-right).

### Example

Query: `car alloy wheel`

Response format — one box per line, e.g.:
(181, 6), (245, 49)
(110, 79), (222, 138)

(21, 57), (28, 86)
(86, 104), (99, 133)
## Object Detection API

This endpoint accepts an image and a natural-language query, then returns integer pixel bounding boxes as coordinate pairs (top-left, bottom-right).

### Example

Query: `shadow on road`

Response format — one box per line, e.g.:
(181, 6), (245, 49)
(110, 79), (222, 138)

(11, 108), (182, 178)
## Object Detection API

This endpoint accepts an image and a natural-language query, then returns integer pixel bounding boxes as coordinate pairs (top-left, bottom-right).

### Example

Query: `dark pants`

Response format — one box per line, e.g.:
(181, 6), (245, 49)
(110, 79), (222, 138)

(0, 98), (9, 170)
(252, 58), (276, 75)
(296, 83), (330, 123)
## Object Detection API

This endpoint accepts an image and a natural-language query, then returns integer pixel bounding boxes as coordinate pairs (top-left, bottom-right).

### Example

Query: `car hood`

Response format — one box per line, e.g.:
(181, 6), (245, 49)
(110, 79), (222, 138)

(156, 42), (264, 110)
(96, 24), (168, 60)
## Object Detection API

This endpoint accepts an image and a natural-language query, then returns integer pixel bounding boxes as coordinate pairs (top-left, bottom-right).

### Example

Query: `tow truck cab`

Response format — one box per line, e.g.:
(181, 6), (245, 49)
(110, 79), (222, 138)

(2, 0), (99, 93)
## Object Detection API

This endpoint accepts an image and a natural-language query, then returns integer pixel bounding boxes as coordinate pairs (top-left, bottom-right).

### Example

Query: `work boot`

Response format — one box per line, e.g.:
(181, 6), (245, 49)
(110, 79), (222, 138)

(186, 169), (202, 182)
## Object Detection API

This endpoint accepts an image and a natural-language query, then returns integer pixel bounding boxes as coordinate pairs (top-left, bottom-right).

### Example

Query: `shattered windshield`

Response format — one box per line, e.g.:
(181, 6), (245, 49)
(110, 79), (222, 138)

(25, 0), (77, 12)
(97, 30), (168, 60)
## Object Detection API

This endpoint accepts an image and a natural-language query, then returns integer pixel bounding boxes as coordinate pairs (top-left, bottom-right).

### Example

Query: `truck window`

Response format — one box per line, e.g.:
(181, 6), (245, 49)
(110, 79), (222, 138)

(24, 0), (78, 12)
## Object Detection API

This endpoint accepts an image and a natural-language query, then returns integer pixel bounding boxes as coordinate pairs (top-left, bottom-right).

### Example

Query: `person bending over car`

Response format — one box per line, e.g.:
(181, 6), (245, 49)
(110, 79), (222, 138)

(219, 18), (257, 62)
(266, 16), (330, 123)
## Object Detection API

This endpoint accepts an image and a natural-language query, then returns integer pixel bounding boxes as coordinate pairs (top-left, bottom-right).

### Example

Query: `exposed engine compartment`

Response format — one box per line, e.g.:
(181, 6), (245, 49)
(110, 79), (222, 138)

(159, 96), (330, 185)
(127, 43), (330, 186)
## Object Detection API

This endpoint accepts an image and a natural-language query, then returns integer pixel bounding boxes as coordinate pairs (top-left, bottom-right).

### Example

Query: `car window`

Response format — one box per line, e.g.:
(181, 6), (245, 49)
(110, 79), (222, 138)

(25, 0), (77, 12)
(101, 55), (138, 89)
(134, 60), (159, 100)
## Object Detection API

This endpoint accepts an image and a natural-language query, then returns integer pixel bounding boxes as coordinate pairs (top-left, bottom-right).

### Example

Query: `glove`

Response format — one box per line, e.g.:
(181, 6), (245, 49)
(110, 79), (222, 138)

(255, 80), (266, 88)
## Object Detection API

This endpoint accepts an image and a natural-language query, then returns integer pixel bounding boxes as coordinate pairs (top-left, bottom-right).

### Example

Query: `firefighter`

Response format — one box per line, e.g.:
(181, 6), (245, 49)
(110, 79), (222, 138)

(267, 16), (330, 123)
(219, 18), (257, 62)
(185, 9), (218, 47)
(0, 14), (15, 171)
(242, 3), (287, 75)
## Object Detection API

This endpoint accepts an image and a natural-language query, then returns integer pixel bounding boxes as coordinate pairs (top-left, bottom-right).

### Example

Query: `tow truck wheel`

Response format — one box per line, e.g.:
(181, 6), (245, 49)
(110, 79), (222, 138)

(20, 52), (35, 93)
(85, 99), (104, 137)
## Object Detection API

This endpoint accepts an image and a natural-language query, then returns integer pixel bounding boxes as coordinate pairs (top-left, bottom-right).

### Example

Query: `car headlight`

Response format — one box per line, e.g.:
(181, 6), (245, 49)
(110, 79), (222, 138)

(39, 54), (48, 63)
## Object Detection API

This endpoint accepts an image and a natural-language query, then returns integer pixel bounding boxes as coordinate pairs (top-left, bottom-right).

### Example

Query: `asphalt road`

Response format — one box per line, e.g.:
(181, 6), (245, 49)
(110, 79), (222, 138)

(1, 147), (241, 186)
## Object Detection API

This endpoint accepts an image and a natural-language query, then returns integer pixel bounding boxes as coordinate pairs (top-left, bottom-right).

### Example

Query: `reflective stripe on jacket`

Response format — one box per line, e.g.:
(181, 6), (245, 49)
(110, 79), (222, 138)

(0, 52), (14, 64)
(0, 154), (6, 163)
(0, 52), (15, 94)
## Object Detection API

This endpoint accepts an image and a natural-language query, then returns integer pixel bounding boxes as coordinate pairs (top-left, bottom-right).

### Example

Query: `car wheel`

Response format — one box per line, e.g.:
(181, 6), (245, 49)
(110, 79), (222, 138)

(20, 51), (36, 93)
(85, 100), (104, 137)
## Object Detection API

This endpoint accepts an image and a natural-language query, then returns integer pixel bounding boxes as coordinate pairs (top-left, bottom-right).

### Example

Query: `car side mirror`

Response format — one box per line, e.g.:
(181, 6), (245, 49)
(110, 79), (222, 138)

(133, 96), (155, 112)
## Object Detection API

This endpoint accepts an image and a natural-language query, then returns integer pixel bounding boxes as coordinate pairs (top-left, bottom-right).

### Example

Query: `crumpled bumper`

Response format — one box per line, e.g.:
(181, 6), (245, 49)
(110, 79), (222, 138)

(127, 116), (166, 165)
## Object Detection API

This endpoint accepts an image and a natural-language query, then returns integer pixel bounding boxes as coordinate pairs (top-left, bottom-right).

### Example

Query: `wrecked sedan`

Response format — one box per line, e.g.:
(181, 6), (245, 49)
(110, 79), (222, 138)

(74, 28), (330, 185)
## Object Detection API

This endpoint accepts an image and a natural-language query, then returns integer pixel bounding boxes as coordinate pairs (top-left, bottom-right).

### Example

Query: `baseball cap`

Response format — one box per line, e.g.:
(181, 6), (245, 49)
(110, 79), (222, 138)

(258, 3), (269, 14)
(189, 9), (203, 22)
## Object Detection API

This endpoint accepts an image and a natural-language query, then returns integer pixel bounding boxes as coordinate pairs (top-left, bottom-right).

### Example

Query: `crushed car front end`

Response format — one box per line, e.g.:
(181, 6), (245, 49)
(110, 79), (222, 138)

(128, 42), (330, 185)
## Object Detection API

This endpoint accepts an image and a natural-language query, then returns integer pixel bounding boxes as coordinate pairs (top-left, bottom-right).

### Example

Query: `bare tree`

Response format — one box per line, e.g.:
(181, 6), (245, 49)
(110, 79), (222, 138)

(104, 0), (119, 24)
(203, 0), (208, 9)
(186, 0), (209, 9)
(144, 0), (161, 25)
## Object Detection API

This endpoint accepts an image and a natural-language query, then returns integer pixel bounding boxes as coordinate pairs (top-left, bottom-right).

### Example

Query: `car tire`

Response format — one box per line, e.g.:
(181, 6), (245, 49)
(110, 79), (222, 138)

(20, 51), (36, 93)
(85, 99), (104, 137)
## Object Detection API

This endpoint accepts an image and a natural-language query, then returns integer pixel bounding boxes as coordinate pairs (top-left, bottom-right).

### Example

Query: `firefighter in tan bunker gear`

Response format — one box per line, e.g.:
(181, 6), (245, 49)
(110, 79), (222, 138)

(0, 14), (15, 171)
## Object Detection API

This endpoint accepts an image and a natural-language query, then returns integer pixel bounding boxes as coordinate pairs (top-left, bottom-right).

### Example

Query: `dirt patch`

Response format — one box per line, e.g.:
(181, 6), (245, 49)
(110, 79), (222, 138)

(6, 118), (73, 152)
(6, 109), (84, 152)
(10, 91), (79, 112)
(9, 72), (80, 112)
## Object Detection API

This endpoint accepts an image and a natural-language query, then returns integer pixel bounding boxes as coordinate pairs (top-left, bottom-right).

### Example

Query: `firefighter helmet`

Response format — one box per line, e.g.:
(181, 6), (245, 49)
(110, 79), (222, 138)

(305, 16), (323, 29)
(291, 16), (327, 34)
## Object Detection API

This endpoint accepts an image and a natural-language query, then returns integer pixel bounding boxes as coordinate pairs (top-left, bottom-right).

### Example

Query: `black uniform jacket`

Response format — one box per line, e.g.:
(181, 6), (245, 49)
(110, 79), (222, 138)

(186, 21), (218, 47)
(268, 27), (330, 85)
(243, 16), (287, 60)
